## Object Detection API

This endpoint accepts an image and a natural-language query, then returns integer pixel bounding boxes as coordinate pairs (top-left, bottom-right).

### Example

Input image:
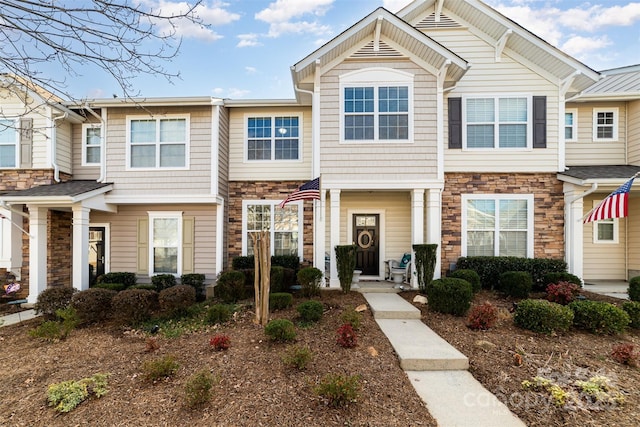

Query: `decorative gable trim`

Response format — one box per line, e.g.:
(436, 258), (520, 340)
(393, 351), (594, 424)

(350, 40), (404, 58)
(415, 12), (462, 29)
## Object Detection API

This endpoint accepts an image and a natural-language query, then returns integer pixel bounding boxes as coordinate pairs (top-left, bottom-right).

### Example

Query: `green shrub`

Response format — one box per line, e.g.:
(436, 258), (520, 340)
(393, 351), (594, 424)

(282, 267), (297, 292)
(35, 286), (77, 319)
(152, 274), (177, 292)
(543, 272), (583, 289)
(425, 278), (473, 316)
(71, 288), (116, 324)
(181, 273), (206, 301)
(513, 299), (574, 334)
(93, 283), (125, 292)
(184, 369), (215, 407)
(215, 270), (247, 303)
(281, 345), (313, 370)
(270, 266), (286, 293)
(499, 271), (532, 299)
(142, 355), (180, 381)
(159, 285), (196, 315)
(205, 304), (234, 325)
(111, 288), (158, 324)
(129, 284), (156, 291)
(456, 256), (566, 290)
(232, 255), (254, 270)
(335, 244), (357, 293)
(622, 301), (640, 329)
(314, 373), (361, 408)
(297, 300), (324, 323)
(265, 319), (296, 342)
(340, 307), (363, 330)
(449, 269), (481, 293)
(96, 272), (137, 288)
(270, 292), (293, 311)
(47, 373), (109, 413)
(297, 267), (323, 298)
(271, 255), (300, 271)
(629, 276), (640, 302)
(29, 307), (79, 341)
(569, 300), (630, 335)
(413, 244), (438, 293)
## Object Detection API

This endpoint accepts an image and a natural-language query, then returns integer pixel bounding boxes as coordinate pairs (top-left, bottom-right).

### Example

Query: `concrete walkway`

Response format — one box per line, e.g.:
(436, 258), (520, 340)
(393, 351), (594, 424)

(0, 308), (38, 327)
(363, 292), (526, 427)
(583, 280), (629, 300)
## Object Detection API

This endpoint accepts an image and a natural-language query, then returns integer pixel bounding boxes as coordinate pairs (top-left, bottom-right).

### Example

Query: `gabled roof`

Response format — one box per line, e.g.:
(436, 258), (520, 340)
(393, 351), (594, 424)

(571, 64), (640, 102)
(0, 180), (112, 201)
(398, 0), (600, 94)
(291, 7), (469, 103)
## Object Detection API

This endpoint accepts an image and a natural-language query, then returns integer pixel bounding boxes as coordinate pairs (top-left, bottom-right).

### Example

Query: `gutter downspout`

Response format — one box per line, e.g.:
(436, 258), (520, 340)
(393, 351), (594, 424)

(84, 104), (107, 182)
(565, 183), (597, 278)
(52, 112), (68, 182)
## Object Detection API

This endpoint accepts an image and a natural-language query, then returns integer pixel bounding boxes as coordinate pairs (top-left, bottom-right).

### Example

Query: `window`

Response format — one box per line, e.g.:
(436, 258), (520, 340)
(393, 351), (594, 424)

(82, 124), (102, 165)
(462, 194), (534, 257)
(593, 108), (618, 141)
(127, 116), (189, 169)
(0, 118), (18, 168)
(565, 109), (577, 141)
(242, 201), (302, 258)
(246, 116), (300, 160)
(149, 212), (182, 275)
(343, 86), (409, 141)
(463, 96), (531, 149)
(592, 201), (619, 244)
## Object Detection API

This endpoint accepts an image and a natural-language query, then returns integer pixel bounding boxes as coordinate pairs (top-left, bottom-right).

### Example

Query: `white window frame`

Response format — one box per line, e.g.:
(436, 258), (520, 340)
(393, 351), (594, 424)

(81, 123), (102, 166)
(243, 114), (303, 162)
(592, 108), (618, 142)
(592, 200), (619, 244)
(462, 94), (533, 150)
(148, 211), (183, 276)
(565, 108), (577, 142)
(461, 194), (534, 258)
(241, 200), (303, 259)
(339, 67), (414, 144)
(126, 114), (190, 170)
(0, 118), (19, 168)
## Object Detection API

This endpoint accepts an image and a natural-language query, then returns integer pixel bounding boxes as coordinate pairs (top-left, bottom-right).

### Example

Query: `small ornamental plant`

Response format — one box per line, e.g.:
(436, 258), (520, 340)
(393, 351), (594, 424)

(466, 302), (498, 330)
(546, 281), (581, 305)
(314, 373), (361, 408)
(210, 334), (231, 351)
(281, 345), (313, 370)
(184, 369), (216, 408)
(611, 343), (638, 367)
(336, 324), (357, 348)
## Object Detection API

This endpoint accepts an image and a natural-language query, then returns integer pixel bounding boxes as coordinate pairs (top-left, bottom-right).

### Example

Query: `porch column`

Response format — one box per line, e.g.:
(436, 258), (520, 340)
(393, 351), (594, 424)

(72, 205), (90, 291)
(564, 186), (584, 279)
(329, 189), (341, 288)
(426, 188), (443, 280)
(411, 189), (425, 288)
(314, 191), (327, 286)
(27, 205), (47, 305)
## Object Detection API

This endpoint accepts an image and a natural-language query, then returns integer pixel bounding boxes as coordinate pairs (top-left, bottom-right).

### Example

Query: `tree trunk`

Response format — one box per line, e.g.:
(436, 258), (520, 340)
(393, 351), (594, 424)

(251, 231), (271, 325)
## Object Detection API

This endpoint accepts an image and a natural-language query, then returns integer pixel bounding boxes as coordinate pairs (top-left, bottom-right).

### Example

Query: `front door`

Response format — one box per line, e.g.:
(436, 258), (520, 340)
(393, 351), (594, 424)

(89, 226), (106, 286)
(353, 214), (379, 276)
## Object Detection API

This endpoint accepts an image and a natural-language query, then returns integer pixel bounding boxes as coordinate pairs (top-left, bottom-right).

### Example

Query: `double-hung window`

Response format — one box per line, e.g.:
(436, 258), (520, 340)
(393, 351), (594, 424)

(593, 108), (618, 141)
(149, 212), (182, 275)
(464, 96), (531, 148)
(592, 201), (619, 244)
(128, 116), (189, 169)
(0, 118), (18, 168)
(82, 123), (102, 166)
(246, 116), (300, 160)
(242, 201), (302, 258)
(462, 194), (534, 258)
(343, 85), (409, 141)
(565, 109), (577, 142)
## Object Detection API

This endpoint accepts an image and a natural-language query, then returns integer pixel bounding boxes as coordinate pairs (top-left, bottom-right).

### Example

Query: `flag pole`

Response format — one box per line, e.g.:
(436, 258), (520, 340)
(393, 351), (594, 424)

(580, 171), (640, 223)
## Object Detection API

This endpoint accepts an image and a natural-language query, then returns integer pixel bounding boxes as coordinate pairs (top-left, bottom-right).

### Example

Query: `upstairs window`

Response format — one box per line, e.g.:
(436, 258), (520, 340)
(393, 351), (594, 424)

(565, 109), (577, 142)
(593, 108), (618, 141)
(246, 116), (300, 161)
(82, 123), (102, 165)
(128, 116), (189, 169)
(463, 96), (531, 149)
(0, 118), (18, 168)
(343, 85), (409, 141)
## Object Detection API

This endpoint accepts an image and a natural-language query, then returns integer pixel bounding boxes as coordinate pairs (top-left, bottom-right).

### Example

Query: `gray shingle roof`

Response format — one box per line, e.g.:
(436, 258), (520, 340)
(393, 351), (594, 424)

(559, 165), (640, 180)
(0, 180), (111, 197)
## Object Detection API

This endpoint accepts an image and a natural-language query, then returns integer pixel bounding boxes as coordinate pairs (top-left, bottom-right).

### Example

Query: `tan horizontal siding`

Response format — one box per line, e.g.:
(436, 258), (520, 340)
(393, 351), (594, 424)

(627, 101), (640, 165)
(71, 120), (101, 180)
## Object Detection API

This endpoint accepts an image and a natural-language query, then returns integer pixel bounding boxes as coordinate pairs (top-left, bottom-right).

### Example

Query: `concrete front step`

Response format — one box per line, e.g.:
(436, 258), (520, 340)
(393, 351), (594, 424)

(407, 371), (527, 427)
(376, 318), (469, 371)
(362, 292), (421, 319)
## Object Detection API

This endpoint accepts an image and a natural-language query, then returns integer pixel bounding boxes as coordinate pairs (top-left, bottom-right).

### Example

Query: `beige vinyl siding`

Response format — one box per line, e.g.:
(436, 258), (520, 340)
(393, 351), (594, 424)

(55, 121), (72, 174)
(319, 59), (438, 185)
(218, 106), (230, 198)
(627, 197), (640, 276)
(228, 107), (312, 181)
(71, 119), (101, 180)
(565, 102), (627, 166)
(628, 100), (640, 165)
(431, 28), (560, 172)
(582, 194), (627, 280)
(103, 106), (213, 197)
(89, 204), (218, 282)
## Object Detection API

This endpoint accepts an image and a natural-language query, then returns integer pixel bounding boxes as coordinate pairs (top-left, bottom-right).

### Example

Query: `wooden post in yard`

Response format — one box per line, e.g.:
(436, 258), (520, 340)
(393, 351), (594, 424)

(251, 231), (271, 325)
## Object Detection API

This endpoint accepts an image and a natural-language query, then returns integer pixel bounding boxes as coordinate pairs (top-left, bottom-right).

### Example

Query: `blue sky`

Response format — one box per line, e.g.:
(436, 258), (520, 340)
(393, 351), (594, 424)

(63, 0), (640, 100)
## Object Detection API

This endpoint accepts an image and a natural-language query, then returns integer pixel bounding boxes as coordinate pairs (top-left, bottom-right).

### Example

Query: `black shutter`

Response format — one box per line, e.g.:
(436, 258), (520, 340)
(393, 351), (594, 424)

(448, 97), (462, 149)
(533, 96), (546, 148)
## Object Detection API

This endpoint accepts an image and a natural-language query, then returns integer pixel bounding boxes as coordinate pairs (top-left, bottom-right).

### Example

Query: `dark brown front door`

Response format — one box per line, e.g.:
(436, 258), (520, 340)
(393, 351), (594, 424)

(89, 227), (106, 286)
(353, 214), (379, 276)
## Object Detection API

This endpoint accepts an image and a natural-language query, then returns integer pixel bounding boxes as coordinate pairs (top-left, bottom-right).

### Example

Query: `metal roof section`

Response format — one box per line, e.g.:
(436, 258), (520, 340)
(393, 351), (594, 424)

(398, 0), (600, 94)
(571, 65), (640, 101)
(223, 98), (304, 108)
(291, 7), (469, 103)
(558, 165), (640, 185)
(66, 96), (225, 109)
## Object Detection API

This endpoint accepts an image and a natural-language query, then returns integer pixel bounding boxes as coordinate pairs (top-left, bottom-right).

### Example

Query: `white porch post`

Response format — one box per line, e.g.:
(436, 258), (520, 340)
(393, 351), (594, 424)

(329, 189), (341, 288)
(72, 205), (90, 291)
(411, 189), (425, 288)
(426, 188), (443, 279)
(314, 191), (326, 285)
(564, 186), (584, 279)
(27, 205), (48, 304)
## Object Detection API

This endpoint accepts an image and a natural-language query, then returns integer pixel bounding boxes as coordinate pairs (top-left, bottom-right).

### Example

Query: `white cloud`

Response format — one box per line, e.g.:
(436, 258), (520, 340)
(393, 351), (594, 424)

(560, 3), (640, 32)
(266, 21), (332, 38)
(211, 87), (251, 98)
(237, 34), (262, 48)
(255, 0), (335, 38)
(245, 66), (257, 74)
(561, 35), (612, 56)
(382, 0), (413, 13)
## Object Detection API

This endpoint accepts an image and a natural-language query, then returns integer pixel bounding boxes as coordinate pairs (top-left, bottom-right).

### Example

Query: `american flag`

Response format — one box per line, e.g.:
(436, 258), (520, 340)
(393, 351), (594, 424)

(583, 176), (636, 223)
(279, 177), (320, 208)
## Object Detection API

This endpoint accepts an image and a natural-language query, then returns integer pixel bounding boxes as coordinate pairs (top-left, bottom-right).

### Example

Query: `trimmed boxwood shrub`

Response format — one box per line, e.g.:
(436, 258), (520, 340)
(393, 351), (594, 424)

(35, 286), (77, 320)
(152, 274), (177, 292)
(232, 256), (255, 270)
(297, 300), (324, 323)
(499, 271), (532, 299)
(111, 288), (158, 324)
(513, 299), (574, 334)
(629, 276), (640, 302)
(96, 272), (137, 288)
(265, 319), (296, 342)
(270, 292), (294, 311)
(569, 300), (630, 335)
(622, 301), (640, 329)
(449, 269), (481, 293)
(159, 285), (196, 315)
(271, 255), (300, 271)
(71, 288), (117, 324)
(215, 270), (247, 303)
(205, 303), (234, 325)
(456, 256), (566, 290)
(270, 266), (286, 293)
(425, 278), (473, 316)
(542, 272), (582, 289)
(297, 267), (323, 298)
(181, 273), (206, 301)
(129, 284), (156, 291)
(93, 283), (126, 292)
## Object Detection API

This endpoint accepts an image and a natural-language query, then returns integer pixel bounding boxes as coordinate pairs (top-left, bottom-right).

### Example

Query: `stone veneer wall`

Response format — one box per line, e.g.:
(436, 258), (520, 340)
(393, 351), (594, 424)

(228, 181), (314, 267)
(48, 210), (72, 286)
(441, 173), (565, 276)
